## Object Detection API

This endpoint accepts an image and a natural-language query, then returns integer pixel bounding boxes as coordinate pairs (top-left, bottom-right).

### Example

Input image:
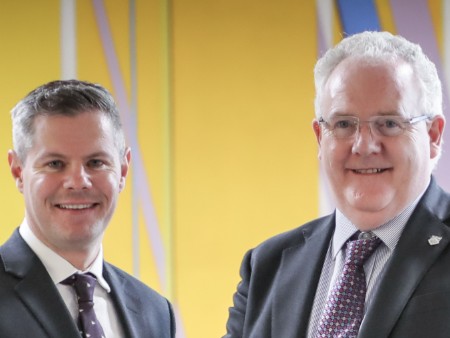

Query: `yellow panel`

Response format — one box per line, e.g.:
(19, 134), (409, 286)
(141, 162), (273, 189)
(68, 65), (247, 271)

(138, 207), (162, 291)
(0, 0), (60, 242)
(135, 0), (173, 296)
(375, 0), (397, 33)
(428, 0), (443, 56)
(172, 0), (318, 336)
(78, 0), (112, 85)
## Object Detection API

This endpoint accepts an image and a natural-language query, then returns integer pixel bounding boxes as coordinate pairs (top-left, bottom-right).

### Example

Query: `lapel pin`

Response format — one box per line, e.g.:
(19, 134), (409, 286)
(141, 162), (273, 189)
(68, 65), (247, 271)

(428, 235), (442, 246)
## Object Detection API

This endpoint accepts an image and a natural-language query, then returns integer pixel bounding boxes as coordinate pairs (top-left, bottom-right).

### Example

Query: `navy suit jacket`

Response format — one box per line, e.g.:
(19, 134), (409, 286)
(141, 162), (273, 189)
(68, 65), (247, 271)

(0, 229), (175, 338)
(225, 178), (450, 337)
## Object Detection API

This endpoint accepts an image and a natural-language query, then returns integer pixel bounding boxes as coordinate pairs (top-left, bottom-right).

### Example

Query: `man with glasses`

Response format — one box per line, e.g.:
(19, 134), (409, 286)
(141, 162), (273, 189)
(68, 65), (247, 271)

(224, 31), (449, 338)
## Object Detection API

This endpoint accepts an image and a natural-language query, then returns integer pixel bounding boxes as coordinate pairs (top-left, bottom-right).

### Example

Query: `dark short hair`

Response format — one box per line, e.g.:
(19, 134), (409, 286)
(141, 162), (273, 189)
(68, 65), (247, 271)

(11, 79), (126, 162)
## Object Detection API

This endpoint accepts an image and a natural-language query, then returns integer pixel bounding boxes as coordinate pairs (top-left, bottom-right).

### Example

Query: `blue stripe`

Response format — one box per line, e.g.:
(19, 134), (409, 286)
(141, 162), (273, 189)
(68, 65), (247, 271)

(337, 0), (381, 36)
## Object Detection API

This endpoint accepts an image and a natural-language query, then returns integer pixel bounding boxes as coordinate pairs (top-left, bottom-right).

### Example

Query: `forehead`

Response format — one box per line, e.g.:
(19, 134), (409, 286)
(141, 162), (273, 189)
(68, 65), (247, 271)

(30, 112), (117, 154)
(33, 111), (111, 133)
(321, 57), (421, 118)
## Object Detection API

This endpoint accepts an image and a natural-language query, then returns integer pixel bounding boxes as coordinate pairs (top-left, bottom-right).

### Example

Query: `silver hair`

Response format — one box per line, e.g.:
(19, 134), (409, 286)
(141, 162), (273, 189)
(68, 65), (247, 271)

(314, 31), (442, 119)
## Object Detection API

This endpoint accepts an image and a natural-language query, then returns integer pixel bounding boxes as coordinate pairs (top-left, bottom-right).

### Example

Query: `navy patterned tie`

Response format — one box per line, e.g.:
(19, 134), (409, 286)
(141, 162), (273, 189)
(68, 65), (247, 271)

(316, 234), (381, 337)
(63, 273), (106, 338)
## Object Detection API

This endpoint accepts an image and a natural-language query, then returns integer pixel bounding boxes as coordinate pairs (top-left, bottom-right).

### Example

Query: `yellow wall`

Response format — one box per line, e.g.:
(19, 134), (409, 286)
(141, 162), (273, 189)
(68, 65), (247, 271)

(172, 0), (318, 335)
(1, 1), (317, 337)
(0, 1), (61, 236)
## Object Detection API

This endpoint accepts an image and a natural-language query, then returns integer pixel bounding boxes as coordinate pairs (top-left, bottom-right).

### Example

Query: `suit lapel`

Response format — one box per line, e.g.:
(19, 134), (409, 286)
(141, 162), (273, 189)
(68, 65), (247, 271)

(15, 264), (81, 338)
(360, 186), (450, 338)
(273, 216), (334, 338)
(1, 230), (80, 338)
(104, 264), (141, 338)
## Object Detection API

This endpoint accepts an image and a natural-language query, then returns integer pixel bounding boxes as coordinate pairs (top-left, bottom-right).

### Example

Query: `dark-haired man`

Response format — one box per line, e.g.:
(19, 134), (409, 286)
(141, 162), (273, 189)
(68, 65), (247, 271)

(0, 80), (175, 338)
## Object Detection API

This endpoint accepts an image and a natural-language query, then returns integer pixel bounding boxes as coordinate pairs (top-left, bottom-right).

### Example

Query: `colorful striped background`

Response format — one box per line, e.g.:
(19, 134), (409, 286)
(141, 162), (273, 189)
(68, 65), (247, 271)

(0, 1), (448, 337)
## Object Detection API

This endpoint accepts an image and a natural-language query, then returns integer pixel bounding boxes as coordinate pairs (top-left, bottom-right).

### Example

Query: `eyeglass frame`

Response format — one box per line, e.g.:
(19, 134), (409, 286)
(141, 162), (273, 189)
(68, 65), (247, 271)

(317, 114), (431, 139)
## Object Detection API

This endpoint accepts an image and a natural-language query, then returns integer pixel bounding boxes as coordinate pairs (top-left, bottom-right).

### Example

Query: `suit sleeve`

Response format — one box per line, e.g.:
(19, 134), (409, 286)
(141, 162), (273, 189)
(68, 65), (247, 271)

(167, 298), (176, 338)
(224, 250), (253, 338)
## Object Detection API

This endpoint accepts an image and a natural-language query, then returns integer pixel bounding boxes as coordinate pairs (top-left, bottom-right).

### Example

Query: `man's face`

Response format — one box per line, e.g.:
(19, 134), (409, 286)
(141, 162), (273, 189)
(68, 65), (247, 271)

(9, 111), (130, 255)
(313, 57), (444, 230)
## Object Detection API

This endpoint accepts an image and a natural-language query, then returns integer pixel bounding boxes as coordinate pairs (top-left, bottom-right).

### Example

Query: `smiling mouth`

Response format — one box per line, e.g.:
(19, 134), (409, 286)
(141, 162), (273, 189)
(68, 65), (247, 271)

(352, 168), (387, 174)
(56, 204), (97, 210)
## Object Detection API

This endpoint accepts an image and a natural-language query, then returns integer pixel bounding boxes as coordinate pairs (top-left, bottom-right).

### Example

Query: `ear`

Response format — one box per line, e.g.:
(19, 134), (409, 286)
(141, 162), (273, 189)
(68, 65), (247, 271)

(119, 147), (131, 191)
(313, 119), (322, 143)
(428, 115), (445, 160)
(313, 119), (323, 159)
(8, 150), (24, 193)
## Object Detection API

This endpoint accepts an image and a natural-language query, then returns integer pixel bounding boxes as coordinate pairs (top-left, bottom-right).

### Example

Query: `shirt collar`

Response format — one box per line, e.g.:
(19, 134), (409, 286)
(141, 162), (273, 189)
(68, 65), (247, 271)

(19, 219), (111, 292)
(332, 188), (427, 259)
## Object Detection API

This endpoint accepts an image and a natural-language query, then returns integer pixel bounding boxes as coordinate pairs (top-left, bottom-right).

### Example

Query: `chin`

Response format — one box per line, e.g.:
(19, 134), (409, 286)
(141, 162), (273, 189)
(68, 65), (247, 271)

(346, 189), (394, 212)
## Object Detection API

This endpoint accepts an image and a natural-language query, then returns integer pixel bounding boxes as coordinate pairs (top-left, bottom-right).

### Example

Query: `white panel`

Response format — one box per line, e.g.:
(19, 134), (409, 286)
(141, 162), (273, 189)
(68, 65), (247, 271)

(317, 0), (334, 49)
(61, 0), (77, 79)
(316, 0), (335, 216)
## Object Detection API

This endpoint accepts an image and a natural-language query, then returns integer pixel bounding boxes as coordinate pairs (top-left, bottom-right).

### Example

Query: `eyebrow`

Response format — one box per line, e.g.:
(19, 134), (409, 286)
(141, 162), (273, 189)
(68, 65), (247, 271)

(85, 151), (113, 159)
(37, 151), (114, 161)
(327, 111), (402, 118)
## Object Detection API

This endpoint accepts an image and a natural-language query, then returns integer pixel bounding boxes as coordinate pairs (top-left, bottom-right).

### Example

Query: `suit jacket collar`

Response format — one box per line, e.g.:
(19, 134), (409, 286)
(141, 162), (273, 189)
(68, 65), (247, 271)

(1, 230), (165, 338)
(273, 215), (335, 338)
(103, 263), (141, 337)
(359, 177), (450, 337)
(0, 229), (80, 338)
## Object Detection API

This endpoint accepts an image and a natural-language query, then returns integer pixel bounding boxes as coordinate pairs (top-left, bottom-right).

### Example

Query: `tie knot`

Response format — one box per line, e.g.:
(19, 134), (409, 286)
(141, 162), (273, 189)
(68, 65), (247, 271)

(62, 273), (97, 303)
(345, 234), (381, 267)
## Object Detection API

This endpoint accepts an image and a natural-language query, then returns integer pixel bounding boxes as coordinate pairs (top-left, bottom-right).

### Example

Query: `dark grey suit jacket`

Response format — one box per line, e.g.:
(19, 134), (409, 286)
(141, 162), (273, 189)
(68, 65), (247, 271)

(225, 177), (450, 338)
(0, 229), (175, 338)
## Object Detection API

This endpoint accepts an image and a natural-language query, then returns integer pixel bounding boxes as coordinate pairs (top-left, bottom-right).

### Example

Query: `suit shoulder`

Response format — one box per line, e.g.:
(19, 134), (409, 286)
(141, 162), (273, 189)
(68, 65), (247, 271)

(250, 215), (333, 260)
(104, 263), (169, 304)
(422, 180), (450, 223)
(104, 263), (176, 337)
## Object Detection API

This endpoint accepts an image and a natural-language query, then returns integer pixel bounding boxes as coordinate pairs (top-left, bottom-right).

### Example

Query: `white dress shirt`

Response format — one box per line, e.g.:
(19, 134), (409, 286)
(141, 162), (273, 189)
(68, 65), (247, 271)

(19, 219), (124, 338)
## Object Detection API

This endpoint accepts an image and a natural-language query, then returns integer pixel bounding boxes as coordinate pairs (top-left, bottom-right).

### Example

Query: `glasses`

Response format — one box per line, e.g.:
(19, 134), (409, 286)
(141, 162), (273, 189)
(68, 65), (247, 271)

(318, 114), (430, 139)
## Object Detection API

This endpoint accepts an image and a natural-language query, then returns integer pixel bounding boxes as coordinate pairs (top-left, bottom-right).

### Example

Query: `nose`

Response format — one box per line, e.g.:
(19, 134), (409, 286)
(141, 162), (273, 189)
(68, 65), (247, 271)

(63, 165), (92, 190)
(351, 122), (382, 155)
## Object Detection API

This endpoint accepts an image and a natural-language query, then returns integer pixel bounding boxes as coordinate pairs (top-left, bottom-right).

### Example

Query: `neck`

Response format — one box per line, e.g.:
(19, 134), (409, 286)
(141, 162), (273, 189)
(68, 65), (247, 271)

(57, 246), (101, 270)
(20, 219), (103, 271)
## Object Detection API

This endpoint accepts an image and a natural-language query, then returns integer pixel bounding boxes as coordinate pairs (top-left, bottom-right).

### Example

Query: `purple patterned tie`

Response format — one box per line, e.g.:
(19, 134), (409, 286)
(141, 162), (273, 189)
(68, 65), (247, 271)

(316, 234), (381, 338)
(63, 273), (106, 338)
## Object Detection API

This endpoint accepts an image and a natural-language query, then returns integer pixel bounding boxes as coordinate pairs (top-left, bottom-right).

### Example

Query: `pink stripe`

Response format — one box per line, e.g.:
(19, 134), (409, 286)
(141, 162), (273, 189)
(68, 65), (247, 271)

(391, 0), (450, 191)
(91, 0), (167, 289)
